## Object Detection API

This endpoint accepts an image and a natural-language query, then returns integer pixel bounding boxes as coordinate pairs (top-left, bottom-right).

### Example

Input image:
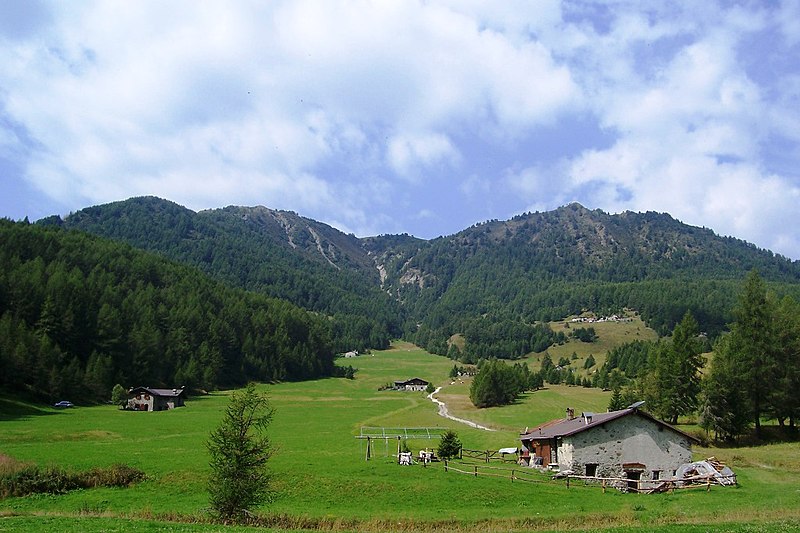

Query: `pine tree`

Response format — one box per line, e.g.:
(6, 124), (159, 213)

(652, 311), (704, 424)
(437, 430), (462, 460)
(768, 295), (800, 429)
(608, 386), (624, 411)
(207, 384), (274, 522)
(729, 270), (777, 438)
(700, 335), (751, 441)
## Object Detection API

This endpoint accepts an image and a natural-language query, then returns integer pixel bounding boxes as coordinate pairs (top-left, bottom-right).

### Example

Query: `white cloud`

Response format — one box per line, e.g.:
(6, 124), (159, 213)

(1, 1), (799, 257)
(0, 0), (579, 220)
(387, 132), (459, 177)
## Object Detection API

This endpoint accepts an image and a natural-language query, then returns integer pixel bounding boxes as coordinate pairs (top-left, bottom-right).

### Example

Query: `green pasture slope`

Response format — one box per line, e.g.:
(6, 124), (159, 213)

(2, 342), (799, 532)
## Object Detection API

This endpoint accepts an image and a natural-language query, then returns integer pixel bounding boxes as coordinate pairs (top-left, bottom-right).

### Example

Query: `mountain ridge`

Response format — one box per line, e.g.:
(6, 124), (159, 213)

(38, 196), (800, 356)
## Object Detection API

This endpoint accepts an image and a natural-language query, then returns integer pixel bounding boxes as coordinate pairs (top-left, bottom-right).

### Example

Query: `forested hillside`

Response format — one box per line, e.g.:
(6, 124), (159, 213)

(37, 198), (800, 363)
(43, 197), (403, 352)
(391, 204), (800, 360)
(0, 220), (335, 403)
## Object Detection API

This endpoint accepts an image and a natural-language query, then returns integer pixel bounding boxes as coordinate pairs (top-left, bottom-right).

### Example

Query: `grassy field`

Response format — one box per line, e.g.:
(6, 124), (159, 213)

(518, 313), (659, 380)
(1, 342), (799, 532)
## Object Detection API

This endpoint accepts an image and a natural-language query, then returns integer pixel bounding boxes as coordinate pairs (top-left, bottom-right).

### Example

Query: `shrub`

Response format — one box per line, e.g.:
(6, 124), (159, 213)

(399, 439), (411, 454)
(111, 384), (128, 407)
(80, 463), (146, 488)
(0, 460), (145, 499)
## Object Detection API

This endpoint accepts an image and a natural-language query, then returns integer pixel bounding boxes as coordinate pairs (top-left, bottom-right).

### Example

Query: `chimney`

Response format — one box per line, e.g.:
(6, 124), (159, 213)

(566, 407), (575, 420)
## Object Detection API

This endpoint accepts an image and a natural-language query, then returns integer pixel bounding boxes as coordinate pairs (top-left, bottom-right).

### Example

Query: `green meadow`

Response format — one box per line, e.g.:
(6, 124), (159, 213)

(2, 342), (799, 532)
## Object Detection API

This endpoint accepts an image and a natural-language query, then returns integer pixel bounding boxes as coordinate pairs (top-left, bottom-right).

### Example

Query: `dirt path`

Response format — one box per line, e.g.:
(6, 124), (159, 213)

(427, 387), (494, 431)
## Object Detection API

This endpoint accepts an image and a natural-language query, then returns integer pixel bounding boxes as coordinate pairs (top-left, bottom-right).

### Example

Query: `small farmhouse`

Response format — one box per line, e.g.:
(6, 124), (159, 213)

(127, 386), (186, 411)
(393, 378), (429, 391)
(519, 404), (697, 484)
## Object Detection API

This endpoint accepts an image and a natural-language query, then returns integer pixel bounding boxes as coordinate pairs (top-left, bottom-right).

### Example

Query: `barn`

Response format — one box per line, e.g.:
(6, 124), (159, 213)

(519, 404), (697, 484)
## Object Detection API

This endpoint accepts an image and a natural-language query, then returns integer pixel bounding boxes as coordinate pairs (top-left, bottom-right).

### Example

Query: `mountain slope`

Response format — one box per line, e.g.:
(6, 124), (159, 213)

(46, 197), (403, 352)
(40, 198), (800, 360)
(0, 219), (335, 402)
(384, 203), (800, 357)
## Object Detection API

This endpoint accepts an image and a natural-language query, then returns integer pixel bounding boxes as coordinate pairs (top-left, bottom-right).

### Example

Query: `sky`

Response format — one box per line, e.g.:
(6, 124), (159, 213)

(1, 1), (799, 259)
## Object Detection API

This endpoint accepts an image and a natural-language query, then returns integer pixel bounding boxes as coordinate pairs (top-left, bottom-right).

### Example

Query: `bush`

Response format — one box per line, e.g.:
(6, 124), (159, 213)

(399, 439), (411, 454)
(0, 461), (145, 498)
(111, 384), (128, 407)
(80, 463), (146, 488)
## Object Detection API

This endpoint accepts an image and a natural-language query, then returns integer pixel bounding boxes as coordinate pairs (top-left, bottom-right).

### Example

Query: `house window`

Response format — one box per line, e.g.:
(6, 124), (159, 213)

(585, 463), (598, 477)
(652, 470), (661, 480)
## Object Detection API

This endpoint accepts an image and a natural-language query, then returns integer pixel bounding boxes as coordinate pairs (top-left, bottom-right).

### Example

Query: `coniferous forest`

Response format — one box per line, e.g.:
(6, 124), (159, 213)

(0, 219), (334, 402)
(4, 197), (800, 414)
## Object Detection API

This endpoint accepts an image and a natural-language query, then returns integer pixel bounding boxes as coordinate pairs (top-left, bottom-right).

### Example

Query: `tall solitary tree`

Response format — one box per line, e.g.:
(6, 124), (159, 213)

(207, 384), (274, 522)
(699, 335), (751, 441)
(653, 311), (704, 424)
(728, 270), (777, 438)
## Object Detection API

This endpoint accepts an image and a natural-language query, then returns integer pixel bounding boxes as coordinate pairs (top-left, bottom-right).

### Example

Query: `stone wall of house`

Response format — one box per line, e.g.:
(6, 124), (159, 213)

(557, 415), (693, 480)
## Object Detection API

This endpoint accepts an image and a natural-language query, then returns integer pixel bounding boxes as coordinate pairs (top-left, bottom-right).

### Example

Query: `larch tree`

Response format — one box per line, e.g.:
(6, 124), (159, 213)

(699, 335), (751, 441)
(728, 270), (777, 438)
(207, 383), (274, 523)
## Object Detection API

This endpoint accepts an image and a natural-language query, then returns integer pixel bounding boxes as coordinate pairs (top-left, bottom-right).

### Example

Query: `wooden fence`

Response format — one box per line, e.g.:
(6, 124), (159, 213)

(459, 448), (517, 463)
(442, 460), (734, 493)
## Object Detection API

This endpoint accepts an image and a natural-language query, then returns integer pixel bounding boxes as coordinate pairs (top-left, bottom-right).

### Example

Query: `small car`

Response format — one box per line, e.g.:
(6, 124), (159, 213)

(53, 400), (74, 408)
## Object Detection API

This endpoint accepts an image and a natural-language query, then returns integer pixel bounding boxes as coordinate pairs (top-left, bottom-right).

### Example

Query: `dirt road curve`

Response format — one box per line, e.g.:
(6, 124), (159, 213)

(427, 387), (494, 431)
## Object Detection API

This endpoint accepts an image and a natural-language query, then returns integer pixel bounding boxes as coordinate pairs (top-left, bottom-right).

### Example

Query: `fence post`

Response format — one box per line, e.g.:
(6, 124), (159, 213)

(444, 459), (448, 472)
(485, 451), (489, 463)
(602, 479), (606, 494)
(706, 478), (711, 492)
(474, 465), (478, 477)
(511, 469), (515, 482)
(566, 475), (570, 489)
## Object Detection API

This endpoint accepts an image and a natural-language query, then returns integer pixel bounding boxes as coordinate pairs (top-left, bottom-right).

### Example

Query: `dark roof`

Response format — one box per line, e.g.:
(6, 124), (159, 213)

(394, 378), (429, 385)
(128, 386), (185, 398)
(520, 408), (698, 443)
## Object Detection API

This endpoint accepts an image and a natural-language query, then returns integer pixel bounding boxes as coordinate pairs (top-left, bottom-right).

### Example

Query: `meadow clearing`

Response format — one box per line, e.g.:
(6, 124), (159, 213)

(1, 340), (799, 532)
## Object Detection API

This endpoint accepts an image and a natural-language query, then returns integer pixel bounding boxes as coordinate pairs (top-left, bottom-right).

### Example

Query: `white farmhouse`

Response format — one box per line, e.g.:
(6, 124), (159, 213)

(519, 405), (697, 485)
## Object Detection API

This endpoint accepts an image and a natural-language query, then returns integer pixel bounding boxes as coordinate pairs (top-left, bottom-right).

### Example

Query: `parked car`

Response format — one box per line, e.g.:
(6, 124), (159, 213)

(53, 400), (74, 408)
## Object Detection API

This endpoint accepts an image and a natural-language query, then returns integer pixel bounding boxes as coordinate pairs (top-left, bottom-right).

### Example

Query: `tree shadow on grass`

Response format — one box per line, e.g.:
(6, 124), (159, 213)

(708, 426), (800, 448)
(0, 396), (58, 422)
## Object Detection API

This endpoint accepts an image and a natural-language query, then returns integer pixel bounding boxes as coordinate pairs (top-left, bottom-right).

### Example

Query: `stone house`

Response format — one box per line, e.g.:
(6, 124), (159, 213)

(519, 405), (697, 485)
(127, 386), (186, 411)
